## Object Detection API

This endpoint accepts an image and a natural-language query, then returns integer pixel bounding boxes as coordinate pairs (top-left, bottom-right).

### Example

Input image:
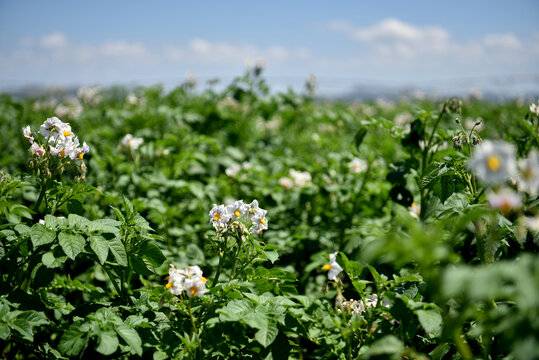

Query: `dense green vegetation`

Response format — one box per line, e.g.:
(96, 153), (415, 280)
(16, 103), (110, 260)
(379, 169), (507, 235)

(1, 69), (538, 359)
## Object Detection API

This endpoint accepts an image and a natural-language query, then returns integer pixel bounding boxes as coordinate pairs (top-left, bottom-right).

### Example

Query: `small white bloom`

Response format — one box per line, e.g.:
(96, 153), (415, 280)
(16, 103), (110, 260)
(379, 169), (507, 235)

(278, 177), (293, 189)
(22, 126), (34, 143)
(409, 202), (421, 219)
(289, 169), (312, 187)
(39, 117), (72, 141)
(339, 299), (366, 315)
(226, 200), (248, 220)
(486, 188), (522, 214)
(121, 134), (144, 150)
(246, 200), (267, 221)
(516, 150), (539, 196)
(323, 252), (343, 281)
(30, 143), (45, 157)
(524, 215), (539, 232)
(242, 162), (252, 170)
(209, 204), (230, 231)
(225, 164), (241, 178)
(364, 294), (378, 308)
(468, 140), (517, 185)
(348, 158), (367, 174)
(530, 103), (539, 116)
(166, 265), (207, 297)
(249, 214), (268, 235)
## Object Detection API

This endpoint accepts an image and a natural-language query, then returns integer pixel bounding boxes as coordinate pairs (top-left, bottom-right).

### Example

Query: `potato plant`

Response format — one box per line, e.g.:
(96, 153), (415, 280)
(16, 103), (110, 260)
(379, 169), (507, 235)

(0, 70), (538, 359)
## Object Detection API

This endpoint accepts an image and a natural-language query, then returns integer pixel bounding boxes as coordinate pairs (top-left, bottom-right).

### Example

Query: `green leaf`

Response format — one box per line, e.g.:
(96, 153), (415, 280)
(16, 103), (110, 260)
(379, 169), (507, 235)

(189, 182), (205, 199)
(361, 335), (403, 358)
(255, 321), (278, 348)
(139, 242), (166, 267)
(108, 237), (128, 266)
(67, 214), (90, 230)
(58, 231), (86, 260)
(42, 251), (68, 268)
(67, 199), (84, 215)
(354, 126), (367, 150)
(440, 176), (455, 203)
(58, 327), (89, 356)
(96, 329), (119, 356)
(115, 324), (142, 356)
(416, 309), (442, 337)
(131, 256), (154, 275)
(90, 235), (109, 265)
(0, 323), (10, 340)
(30, 223), (56, 247)
(263, 250), (279, 264)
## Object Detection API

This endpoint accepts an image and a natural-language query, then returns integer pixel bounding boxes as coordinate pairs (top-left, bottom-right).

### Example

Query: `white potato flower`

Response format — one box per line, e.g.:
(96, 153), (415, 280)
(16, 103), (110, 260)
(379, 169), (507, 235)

(409, 202), (421, 219)
(121, 134), (144, 150)
(468, 140), (517, 185)
(209, 204), (231, 231)
(39, 117), (73, 141)
(348, 157), (367, 174)
(530, 103), (539, 116)
(486, 188), (522, 214)
(290, 169), (312, 187)
(516, 150), (539, 196)
(166, 265), (207, 297)
(249, 214), (268, 235)
(225, 164), (241, 178)
(323, 252), (343, 281)
(30, 143), (45, 157)
(22, 126), (34, 143)
(226, 200), (248, 220)
(278, 177), (293, 189)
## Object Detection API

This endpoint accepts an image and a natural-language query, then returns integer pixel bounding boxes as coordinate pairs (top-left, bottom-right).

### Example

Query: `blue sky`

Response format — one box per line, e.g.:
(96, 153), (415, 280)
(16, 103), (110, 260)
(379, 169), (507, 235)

(1, 1), (538, 94)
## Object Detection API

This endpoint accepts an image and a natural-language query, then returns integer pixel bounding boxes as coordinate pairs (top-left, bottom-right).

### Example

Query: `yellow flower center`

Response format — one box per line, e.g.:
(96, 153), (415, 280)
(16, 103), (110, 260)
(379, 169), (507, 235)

(190, 287), (197, 297)
(234, 210), (241, 217)
(201, 277), (207, 282)
(78, 152), (83, 160)
(165, 282), (173, 289)
(322, 264), (332, 271)
(63, 131), (72, 137)
(127, 139), (132, 146)
(487, 155), (500, 171)
(259, 218), (266, 225)
(60, 149), (66, 158)
(214, 213), (221, 221)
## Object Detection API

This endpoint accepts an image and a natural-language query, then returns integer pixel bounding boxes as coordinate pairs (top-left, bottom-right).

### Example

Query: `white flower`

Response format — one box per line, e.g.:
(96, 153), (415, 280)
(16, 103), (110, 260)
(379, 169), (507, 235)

(39, 117), (73, 141)
(486, 188), (522, 214)
(30, 143), (45, 157)
(226, 200), (248, 220)
(409, 202), (421, 219)
(209, 204), (230, 231)
(278, 177), (293, 189)
(50, 137), (80, 159)
(55, 101), (82, 119)
(121, 134), (144, 150)
(468, 140), (517, 185)
(339, 299), (366, 315)
(242, 162), (252, 170)
(249, 214), (268, 235)
(289, 169), (312, 187)
(516, 150), (539, 196)
(166, 265), (207, 297)
(530, 103), (539, 116)
(364, 294), (378, 308)
(348, 158), (367, 173)
(22, 126), (34, 143)
(225, 164), (241, 178)
(323, 252), (343, 281)
(246, 200), (267, 221)
(524, 215), (539, 232)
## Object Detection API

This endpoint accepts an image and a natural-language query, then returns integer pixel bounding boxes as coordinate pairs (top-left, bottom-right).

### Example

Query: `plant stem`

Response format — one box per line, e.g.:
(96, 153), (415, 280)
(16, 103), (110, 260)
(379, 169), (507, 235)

(102, 265), (123, 298)
(34, 180), (47, 213)
(186, 298), (202, 351)
(211, 236), (226, 287)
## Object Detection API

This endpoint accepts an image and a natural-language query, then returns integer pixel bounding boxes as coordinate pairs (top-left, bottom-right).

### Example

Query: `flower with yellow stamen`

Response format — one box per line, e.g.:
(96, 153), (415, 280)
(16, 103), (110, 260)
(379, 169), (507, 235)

(468, 140), (516, 185)
(324, 252), (343, 281)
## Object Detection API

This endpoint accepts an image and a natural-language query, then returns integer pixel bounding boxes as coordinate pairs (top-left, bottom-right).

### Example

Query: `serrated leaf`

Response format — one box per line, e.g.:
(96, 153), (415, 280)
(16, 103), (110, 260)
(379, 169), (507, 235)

(115, 324), (142, 356)
(58, 327), (89, 356)
(255, 321), (278, 347)
(96, 329), (119, 356)
(58, 232), (86, 260)
(90, 235), (109, 265)
(416, 309), (442, 337)
(30, 224), (56, 247)
(263, 250), (279, 264)
(108, 237), (128, 266)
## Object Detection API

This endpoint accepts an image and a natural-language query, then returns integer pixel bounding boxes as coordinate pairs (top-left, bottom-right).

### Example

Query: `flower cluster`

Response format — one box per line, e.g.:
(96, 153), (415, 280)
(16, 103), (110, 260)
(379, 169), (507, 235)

(468, 140), (516, 185)
(225, 162), (252, 178)
(121, 134), (144, 150)
(209, 200), (268, 235)
(23, 117), (90, 160)
(323, 252), (343, 281)
(530, 102), (539, 116)
(166, 265), (208, 298)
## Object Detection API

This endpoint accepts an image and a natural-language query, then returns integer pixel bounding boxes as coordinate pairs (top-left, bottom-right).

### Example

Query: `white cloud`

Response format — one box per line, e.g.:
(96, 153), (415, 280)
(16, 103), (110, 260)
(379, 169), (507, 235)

(482, 34), (522, 49)
(40, 32), (67, 48)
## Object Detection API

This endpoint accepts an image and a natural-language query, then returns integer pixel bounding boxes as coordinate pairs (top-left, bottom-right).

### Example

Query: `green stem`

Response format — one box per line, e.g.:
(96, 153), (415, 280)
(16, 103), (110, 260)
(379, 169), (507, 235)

(454, 328), (473, 360)
(186, 298), (202, 351)
(102, 265), (123, 298)
(211, 236), (226, 287)
(34, 180), (48, 213)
